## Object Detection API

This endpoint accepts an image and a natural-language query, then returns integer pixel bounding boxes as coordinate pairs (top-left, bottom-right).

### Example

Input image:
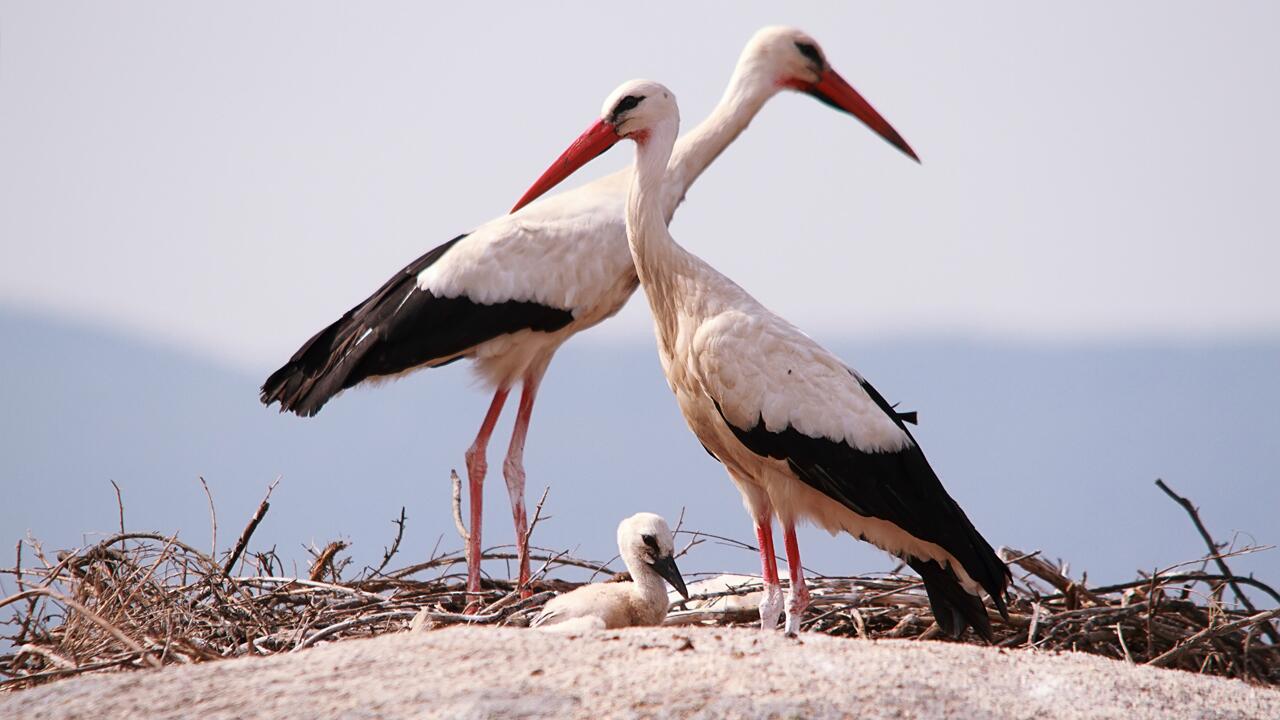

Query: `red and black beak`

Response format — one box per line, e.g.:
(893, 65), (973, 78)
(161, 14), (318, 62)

(794, 67), (919, 163)
(511, 118), (623, 213)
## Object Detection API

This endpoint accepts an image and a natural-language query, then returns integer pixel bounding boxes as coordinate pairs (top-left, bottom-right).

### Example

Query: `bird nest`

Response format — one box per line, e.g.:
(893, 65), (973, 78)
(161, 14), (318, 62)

(1, 479), (1277, 692)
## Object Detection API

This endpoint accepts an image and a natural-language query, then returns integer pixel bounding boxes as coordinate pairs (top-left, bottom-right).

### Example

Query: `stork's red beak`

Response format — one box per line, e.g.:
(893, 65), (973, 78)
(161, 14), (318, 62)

(511, 118), (623, 213)
(796, 68), (919, 163)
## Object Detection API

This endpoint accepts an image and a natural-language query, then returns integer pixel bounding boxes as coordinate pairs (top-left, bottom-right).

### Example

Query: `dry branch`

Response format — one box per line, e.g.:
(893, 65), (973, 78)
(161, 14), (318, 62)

(1156, 478), (1280, 644)
(371, 507), (408, 577)
(223, 479), (278, 576)
(307, 542), (349, 583)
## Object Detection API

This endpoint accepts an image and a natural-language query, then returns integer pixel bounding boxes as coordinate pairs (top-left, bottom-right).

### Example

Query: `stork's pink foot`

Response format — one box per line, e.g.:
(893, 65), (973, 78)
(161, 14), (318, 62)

(760, 582), (784, 629)
(784, 579), (810, 636)
(754, 516), (783, 630)
(782, 522), (809, 636)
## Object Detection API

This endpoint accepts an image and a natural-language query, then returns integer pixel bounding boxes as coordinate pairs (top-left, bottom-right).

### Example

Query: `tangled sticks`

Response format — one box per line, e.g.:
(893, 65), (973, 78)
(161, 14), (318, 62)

(1, 479), (1277, 691)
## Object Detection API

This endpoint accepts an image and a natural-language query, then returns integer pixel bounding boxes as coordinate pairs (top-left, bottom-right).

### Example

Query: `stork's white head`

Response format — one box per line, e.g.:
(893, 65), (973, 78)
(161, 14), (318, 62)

(737, 26), (830, 90)
(599, 80), (679, 145)
(616, 512), (688, 599)
(733, 26), (919, 163)
(512, 80), (678, 212)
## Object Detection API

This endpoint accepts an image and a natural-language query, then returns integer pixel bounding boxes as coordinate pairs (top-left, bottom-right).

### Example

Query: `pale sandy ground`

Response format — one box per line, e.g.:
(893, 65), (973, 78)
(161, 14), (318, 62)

(3, 626), (1278, 719)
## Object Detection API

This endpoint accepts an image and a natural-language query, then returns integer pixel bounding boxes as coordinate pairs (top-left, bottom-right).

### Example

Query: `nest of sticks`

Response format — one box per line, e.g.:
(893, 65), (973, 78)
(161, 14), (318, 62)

(1, 478), (1277, 692)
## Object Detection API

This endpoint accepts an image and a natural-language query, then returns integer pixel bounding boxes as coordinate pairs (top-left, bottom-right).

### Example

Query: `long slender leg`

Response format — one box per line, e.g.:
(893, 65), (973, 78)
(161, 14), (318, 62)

(756, 516), (784, 630)
(502, 371), (543, 598)
(463, 387), (510, 604)
(782, 522), (811, 636)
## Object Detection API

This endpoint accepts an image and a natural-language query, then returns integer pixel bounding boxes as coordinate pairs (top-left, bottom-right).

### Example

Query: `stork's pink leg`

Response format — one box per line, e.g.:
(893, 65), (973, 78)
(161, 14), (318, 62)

(463, 387), (510, 607)
(502, 373), (542, 598)
(782, 522), (811, 636)
(755, 517), (784, 630)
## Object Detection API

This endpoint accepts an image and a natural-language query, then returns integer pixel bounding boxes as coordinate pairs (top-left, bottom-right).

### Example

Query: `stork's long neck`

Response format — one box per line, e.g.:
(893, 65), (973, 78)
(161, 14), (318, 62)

(661, 61), (774, 216)
(627, 119), (688, 345)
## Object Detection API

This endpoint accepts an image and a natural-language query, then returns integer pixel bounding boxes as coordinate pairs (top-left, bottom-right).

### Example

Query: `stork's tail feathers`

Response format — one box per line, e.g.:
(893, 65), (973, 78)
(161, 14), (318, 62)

(907, 557), (1008, 642)
(260, 314), (367, 417)
(260, 234), (476, 416)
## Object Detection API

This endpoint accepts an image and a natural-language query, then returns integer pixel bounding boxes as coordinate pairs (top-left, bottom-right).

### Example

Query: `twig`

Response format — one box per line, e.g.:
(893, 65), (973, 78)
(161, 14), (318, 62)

(36, 533), (220, 588)
(1155, 479), (1279, 643)
(1087, 573), (1280, 607)
(586, 554), (622, 583)
(117, 533), (179, 611)
(373, 507), (408, 577)
(307, 542), (349, 583)
(413, 590), (555, 627)
(670, 507), (705, 561)
(109, 480), (125, 551)
(292, 610), (418, 652)
(0, 658), (138, 690)
(232, 576), (384, 600)
(391, 550), (615, 580)
(0, 589), (159, 668)
(14, 644), (75, 670)
(198, 476), (217, 559)
(1149, 608), (1280, 667)
(1116, 622), (1134, 663)
(450, 470), (469, 546)
(1004, 547), (1100, 606)
(223, 479), (278, 576)
(522, 487), (551, 548)
(13, 540), (37, 646)
(1150, 545), (1272, 579)
(1027, 602), (1042, 647)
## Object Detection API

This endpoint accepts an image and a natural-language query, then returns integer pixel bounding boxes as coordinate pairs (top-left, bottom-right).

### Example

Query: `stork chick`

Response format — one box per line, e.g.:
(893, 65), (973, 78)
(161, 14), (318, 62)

(533, 513), (688, 631)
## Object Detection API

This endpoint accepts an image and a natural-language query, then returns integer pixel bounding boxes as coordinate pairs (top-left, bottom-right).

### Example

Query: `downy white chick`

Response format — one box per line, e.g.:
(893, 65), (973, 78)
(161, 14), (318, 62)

(533, 513), (688, 631)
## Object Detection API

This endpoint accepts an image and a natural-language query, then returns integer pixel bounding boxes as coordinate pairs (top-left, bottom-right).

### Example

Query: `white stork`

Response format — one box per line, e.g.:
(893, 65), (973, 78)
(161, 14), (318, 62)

(511, 80), (1010, 637)
(261, 27), (918, 602)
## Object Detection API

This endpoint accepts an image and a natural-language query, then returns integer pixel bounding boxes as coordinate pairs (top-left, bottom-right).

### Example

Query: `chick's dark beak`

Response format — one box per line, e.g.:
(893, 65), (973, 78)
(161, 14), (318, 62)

(649, 554), (688, 599)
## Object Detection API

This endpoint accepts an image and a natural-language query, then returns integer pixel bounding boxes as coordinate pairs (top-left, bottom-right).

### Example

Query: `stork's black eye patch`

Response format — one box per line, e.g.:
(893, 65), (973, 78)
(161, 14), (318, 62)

(641, 534), (659, 550)
(611, 94), (644, 122)
(795, 42), (823, 67)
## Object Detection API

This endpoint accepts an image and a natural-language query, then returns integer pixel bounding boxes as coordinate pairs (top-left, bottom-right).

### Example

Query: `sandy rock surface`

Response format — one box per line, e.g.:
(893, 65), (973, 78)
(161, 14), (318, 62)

(3, 626), (1277, 719)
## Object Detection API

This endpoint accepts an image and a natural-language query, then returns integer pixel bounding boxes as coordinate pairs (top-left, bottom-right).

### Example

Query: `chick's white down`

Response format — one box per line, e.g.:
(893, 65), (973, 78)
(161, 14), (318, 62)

(533, 513), (686, 632)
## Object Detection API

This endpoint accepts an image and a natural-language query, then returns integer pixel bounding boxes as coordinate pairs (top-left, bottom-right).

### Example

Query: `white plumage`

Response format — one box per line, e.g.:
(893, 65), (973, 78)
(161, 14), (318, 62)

(263, 27), (912, 604)
(692, 309), (912, 454)
(515, 77), (1009, 639)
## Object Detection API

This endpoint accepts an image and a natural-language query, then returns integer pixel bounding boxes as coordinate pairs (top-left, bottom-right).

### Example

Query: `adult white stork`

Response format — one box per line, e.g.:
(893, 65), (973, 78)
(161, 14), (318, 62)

(261, 27), (918, 601)
(512, 80), (1010, 637)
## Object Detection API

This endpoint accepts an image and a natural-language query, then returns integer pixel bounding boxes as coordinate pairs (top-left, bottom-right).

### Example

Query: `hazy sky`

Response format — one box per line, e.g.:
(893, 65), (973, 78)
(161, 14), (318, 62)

(2, 4), (1279, 606)
(2, 2), (1279, 371)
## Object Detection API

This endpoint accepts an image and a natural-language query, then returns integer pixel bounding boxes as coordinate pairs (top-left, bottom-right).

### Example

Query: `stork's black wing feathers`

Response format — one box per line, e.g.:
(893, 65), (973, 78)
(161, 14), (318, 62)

(714, 377), (1009, 639)
(261, 234), (574, 416)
